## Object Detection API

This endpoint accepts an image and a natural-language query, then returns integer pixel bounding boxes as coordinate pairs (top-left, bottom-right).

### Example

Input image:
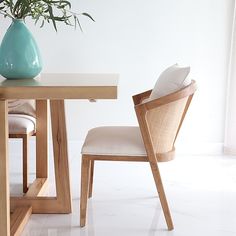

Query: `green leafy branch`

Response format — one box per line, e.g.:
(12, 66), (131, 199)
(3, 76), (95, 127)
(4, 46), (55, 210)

(0, 0), (95, 31)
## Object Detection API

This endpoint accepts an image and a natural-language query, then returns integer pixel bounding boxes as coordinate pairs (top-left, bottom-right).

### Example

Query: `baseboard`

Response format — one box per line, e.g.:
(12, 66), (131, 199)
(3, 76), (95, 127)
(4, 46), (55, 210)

(223, 146), (236, 155)
(8, 139), (224, 157)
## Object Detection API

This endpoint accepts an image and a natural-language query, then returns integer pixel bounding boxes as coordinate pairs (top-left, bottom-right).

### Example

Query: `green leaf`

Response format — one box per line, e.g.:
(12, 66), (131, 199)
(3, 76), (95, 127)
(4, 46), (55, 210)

(53, 15), (70, 21)
(76, 16), (83, 32)
(20, 0), (32, 18)
(59, 0), (71, 8)
(0, 0), (94, 32)
(40, 19), (44, 27)
(48, 4), (57, 31)
(82, 12), (95, 22)
(13, 0), (23, 17)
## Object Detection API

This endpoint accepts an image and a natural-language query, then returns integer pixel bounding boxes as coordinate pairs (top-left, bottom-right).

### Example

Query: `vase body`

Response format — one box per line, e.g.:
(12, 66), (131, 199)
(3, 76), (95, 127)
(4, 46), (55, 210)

(0, 19), (42, 80)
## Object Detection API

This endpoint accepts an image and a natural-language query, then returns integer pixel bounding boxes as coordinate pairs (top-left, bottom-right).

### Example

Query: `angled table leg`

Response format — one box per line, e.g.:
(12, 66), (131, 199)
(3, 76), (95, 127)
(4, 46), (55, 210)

(50, 100), (72, 213)
(0, 100), (10, 236)
(11, 100), (72, 214)
(10, 206), (32, 236)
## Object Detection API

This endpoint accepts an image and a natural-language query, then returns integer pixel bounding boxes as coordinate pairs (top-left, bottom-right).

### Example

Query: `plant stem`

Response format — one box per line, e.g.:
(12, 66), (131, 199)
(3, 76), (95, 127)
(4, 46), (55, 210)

(0, 10), (14, 19)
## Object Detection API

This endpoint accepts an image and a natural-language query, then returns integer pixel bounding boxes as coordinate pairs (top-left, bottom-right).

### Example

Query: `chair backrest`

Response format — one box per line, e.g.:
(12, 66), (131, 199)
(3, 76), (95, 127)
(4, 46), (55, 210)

(134, 80), (197, 162)
(8, 99), (36, 117)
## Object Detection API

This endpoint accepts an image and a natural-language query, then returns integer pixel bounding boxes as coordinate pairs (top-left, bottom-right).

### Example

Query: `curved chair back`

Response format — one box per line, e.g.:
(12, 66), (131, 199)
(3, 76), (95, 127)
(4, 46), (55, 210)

(133, 81), (197, 162)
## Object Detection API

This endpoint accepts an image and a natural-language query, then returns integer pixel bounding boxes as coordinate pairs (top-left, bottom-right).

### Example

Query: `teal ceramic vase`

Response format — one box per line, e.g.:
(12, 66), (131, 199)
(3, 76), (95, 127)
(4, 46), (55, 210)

(0, 19), (42, 80)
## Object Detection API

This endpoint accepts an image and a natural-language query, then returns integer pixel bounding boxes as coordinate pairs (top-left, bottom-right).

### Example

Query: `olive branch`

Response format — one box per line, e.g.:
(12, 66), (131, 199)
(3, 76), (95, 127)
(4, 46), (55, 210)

(0, 0), (95, 31)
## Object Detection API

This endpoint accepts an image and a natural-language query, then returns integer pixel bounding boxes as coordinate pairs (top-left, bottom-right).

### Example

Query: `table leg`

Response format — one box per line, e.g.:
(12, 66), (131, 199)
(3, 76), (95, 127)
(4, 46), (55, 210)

(0, 100), (10, 236)
(50, 100), (72, 213)
(10, 100), (72, 214)
(36, 100), (48, 179)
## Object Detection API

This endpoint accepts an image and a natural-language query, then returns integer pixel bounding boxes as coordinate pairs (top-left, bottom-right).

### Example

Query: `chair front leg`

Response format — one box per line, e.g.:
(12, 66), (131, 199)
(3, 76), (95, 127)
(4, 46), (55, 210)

(80, 157), (91, 227)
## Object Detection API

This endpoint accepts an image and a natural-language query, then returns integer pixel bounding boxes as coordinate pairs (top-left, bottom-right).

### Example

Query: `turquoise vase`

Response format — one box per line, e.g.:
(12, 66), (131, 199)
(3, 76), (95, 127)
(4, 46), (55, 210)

(0, 19), (42, 80)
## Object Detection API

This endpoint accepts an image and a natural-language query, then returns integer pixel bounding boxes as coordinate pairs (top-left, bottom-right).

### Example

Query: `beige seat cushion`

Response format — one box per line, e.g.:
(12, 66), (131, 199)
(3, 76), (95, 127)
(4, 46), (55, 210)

(9, 114), (36, 134)
(81, 126), (147, 156)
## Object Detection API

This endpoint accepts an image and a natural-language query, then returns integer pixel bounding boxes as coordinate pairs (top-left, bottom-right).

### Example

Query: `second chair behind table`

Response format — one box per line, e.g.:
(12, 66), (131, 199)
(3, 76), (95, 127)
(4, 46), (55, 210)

(8, 100), (36, 193)
(8, 100), (48, 194)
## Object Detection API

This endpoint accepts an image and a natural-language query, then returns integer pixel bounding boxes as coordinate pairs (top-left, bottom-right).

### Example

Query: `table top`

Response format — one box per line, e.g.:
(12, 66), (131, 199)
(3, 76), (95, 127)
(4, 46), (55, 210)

(0, 73), (119, 99)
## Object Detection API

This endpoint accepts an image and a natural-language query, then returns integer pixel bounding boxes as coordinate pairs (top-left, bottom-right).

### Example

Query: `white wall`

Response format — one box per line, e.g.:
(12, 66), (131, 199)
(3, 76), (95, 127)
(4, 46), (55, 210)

(0, 0), (234, 153)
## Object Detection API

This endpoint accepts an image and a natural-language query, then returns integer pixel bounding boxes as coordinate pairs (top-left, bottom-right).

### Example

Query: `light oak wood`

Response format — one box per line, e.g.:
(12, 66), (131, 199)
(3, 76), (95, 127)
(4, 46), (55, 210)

(10, 196), (66, 213)
(9, 100), (48, 194)
(50, 100), (72, 213)
(10, 207), (32, 236)
(132, 89), (152, 105)
(0, 73), (118, 100)
(36, 100), (48, 179)
(25, 178), (48, 197)
(0, 73), (118, 234)
(80, 158), (91, 227)
(82, 152), (175, 163)
(174, 94), (194, 143)
(80, 81), (197, 230)
(0, 100), (10, 236)
(9, 133), (35, 193)
(9, 132), (35, 139)
(88, 160), (94, 198)
(11, 100), (71, 213)
(22, 134), (29, 193)
(135, 81), (196, 230)
(135, 107), (174, 229)
(0, 87), (117, 100)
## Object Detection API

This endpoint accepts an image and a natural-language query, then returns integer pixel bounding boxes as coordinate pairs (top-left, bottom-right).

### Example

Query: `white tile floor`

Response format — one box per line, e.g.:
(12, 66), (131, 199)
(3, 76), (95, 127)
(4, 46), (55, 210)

(9, 152), (236, 236)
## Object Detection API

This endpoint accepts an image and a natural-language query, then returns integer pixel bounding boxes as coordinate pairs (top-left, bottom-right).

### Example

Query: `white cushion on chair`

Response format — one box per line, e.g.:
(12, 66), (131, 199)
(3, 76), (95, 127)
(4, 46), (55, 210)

(8, 100), (36, 117)
(8, 114), (36, 134)
(81, 126), (147, 156)
(143, 64), (191, 103)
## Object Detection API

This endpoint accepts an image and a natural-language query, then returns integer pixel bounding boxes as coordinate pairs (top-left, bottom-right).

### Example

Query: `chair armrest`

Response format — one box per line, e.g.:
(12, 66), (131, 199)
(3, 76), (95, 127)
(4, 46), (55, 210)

(132, 89), (152, 105)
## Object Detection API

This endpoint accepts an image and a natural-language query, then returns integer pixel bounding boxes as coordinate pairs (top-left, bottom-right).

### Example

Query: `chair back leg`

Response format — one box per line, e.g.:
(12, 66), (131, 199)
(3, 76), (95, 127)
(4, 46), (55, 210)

(149, 162), (174, 230)
(23, 134), (29, 193)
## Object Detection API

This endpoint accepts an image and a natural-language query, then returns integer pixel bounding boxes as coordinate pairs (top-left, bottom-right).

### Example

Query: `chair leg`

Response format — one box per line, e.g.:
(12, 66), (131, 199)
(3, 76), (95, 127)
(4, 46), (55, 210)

(88, 160), (94, 198)
(22, 134), (29, 193)
(80, 157), (91, 227)
(149, 162), (174, 230)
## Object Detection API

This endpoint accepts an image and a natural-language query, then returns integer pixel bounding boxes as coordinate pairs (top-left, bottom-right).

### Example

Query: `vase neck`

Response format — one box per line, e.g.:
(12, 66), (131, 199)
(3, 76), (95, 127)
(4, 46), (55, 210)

(12, 19), (24, 24)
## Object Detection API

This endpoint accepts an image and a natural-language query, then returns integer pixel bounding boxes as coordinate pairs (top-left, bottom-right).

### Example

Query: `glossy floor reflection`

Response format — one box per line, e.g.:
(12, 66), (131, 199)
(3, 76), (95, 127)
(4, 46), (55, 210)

(9, 152), (236, 236)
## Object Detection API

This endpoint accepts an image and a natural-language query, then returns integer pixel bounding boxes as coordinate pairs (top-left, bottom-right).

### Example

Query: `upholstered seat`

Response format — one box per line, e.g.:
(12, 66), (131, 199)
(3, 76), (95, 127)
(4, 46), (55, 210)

(82, 126), (146, 156)
(8, 114), (36, 135)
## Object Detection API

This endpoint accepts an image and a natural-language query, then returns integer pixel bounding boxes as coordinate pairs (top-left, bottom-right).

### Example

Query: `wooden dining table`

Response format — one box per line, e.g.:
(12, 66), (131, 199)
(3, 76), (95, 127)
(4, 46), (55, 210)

(0, 73), (118, 236)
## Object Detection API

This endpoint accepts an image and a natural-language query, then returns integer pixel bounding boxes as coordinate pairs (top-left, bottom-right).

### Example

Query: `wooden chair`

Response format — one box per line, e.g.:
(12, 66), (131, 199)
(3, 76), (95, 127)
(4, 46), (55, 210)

(9, 114), (36, 193)
(8, 100), (48, 194)
(80, 80), (197, 229)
